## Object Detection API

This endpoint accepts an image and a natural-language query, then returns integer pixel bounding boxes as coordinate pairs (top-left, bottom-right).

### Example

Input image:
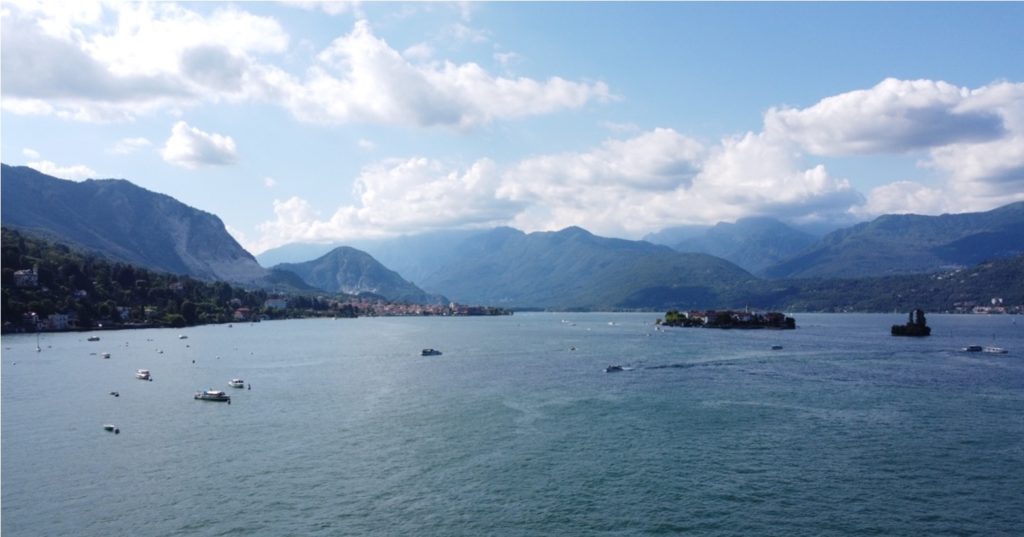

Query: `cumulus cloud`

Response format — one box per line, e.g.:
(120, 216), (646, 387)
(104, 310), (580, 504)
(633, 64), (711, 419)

(22, 148), (41, 159)
(108, 137), (152, 155)
(250, 128), (861, 249)
(855, 181), (951, 218)
(160, 121), (239, 169)
(1, 2), (286, 121)
(264, 177), (278, 188)
(284, 1), (364, 18)
(253, 157), (524, 252)
(27, 160), (98, 180)
(766, 78), (1006, 155)
(765, 78), (1024, 215)
(2, 6), (609, 128)
(276, 20), (611, 128)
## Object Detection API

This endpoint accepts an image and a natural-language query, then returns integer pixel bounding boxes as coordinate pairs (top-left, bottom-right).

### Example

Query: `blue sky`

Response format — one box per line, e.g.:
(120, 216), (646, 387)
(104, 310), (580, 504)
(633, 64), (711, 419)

(3, 1), (1023, 254)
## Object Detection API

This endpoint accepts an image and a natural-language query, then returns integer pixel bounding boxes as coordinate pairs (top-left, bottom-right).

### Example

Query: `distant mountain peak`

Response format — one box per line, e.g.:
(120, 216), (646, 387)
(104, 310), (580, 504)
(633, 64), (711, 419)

(273, 246), (443, 304)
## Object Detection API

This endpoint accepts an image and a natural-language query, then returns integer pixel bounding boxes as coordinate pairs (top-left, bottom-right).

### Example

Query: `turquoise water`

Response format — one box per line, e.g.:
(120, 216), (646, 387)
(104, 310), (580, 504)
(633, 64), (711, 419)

(3, 313), (1023, 536)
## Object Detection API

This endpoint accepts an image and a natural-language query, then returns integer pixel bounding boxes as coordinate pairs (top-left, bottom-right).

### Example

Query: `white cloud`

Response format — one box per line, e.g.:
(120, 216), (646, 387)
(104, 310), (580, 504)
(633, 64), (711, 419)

(2, 7), (609, 128)
(160, 121), (239, 169)
(402, 42), (434, 61)
(855, 181), (951, 218)
(766, 78), (1005, 155)
(284, 1), (364, 18)
(257, 20), (612, 128)
(250, 128), (862, 249)
(763, 78), (1024, 215)
(252, 157), (524, 252)
(27, 160), (98, 180)
(499, 129), (860, 236)
(1, 2), (293, 122)
(264, 177), (278, 188)
(357, 138), (376, 151)
(108, 137), (152, 155)
(22, 148), (41, 159)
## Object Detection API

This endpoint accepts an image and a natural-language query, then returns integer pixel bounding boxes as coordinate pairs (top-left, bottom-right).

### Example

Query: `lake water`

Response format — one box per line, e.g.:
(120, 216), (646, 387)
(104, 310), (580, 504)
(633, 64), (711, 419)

(3, 313), (1023, 536)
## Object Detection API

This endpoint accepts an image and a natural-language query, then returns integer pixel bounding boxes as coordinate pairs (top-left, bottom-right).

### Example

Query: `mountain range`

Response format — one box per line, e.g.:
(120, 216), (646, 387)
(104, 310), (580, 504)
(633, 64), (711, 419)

(662, 217), (817, 275)
(4, 163), (1022, 310)
(413, 226), (758, 309)
(762, 202), (1024, 279)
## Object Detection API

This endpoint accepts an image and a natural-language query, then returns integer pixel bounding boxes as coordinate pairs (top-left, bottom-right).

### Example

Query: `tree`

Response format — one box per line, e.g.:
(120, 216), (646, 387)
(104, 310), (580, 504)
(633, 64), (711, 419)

(181, 300), (198, 325)
(164, 314), (186, 328)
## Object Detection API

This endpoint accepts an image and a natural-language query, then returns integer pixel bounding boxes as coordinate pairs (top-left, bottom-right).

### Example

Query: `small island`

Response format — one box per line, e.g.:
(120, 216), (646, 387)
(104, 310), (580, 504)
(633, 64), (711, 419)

(658, 309), (796, 329)
(891, 309), (931, 337)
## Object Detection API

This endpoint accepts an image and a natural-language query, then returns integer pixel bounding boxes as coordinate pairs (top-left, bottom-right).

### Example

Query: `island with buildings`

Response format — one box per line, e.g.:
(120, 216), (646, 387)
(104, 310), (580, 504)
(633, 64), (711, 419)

(658, 309), (796, 329)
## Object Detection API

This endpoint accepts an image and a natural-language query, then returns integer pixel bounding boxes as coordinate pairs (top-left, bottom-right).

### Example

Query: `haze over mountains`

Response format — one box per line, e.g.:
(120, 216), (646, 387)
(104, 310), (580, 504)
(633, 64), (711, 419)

(3, 164), (1023, 309)
(645, 217), (818, 275)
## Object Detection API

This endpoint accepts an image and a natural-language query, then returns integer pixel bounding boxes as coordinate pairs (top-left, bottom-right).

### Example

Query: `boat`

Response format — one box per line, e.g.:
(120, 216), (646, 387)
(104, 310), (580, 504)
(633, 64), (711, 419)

(962, 345), (983, 352)
(421, 348), (443, 356)
(101, 352), (111, 359)
(103, 424), (120, 434)
(891, 309), (931, 337)
(87, 336), (100, 342)
(605, 365), (624, 373)
(194, 389), (231, 403)
(983, 346), (1008, 354)
(135, 369), (151, 380)
(179, 335), (188, 340)
(228, 378), (245, 388)
(771, 345), (784, 350)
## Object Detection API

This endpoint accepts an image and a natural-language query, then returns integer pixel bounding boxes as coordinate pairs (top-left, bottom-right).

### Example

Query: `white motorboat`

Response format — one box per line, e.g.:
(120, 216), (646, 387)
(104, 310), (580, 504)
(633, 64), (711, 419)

(962, 345), (983, 352)
(983, 346), (1008, 354)
(228, 378), (245, 388)
(194, 389), (231, 403)
(103, 424), (120, 434)
(101, 352), (111, 359)
(135, 369), (151, 380)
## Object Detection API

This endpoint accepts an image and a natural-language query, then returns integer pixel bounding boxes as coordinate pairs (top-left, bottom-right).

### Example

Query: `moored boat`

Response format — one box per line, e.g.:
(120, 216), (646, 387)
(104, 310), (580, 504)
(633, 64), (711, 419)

(228, 378), (245, 388)
(194, 389), (231, 403)
(421, 348), (442, 356)
(135, 369), (151, 380)
(605, 365), (624, 373)
(87, 336), (100, 342)
(103, 424), (120, 434)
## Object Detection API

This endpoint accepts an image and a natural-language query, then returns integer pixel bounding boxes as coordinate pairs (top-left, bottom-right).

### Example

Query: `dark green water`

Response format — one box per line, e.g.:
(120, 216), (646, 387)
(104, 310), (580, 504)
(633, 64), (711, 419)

(3, 313), (1023, 536)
